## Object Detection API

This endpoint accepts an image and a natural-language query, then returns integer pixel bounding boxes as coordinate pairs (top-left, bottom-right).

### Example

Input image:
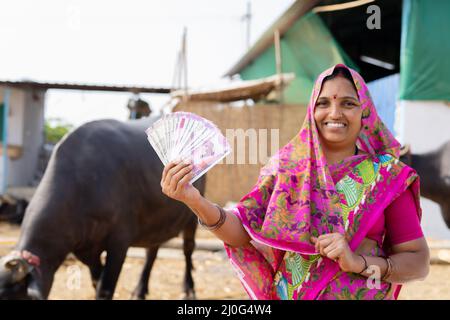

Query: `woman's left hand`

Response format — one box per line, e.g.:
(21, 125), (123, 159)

(310, 233), (363, 273)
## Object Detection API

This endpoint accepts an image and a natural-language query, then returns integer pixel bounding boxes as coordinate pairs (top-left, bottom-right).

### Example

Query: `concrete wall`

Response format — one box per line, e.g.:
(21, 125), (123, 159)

(0, 86), (46, 188)
(0, 88), (26, 146)
(396, 100), (450, 240)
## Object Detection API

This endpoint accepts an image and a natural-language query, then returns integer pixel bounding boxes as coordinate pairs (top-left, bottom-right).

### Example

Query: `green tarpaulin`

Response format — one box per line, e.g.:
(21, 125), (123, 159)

(399, 0), (450, 101)
(240, 12), (357, 104)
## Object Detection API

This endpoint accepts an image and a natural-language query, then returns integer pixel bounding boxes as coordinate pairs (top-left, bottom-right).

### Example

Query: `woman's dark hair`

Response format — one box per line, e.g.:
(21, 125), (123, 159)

(322, 66), (358, 93)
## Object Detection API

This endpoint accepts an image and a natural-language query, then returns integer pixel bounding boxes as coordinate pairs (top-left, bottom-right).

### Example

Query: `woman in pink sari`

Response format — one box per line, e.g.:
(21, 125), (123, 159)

(160, 64), (430, 300)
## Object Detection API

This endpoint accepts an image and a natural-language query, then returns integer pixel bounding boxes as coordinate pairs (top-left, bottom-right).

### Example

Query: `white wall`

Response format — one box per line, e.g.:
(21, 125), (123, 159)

(396, 101), (450, 153)
(0, 87), (26, 146)
(8, 89), (46, 186)
(0, 87), (25, 191)
(396, 100), (450, 240)
(0, 86), (45, 188)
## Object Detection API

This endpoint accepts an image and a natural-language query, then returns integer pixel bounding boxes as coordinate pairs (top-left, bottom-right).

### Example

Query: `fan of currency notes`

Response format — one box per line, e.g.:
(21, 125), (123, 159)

(145, 112), (231, 184)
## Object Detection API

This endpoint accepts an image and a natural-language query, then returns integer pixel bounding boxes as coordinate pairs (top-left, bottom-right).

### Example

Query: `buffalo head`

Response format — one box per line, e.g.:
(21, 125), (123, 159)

(0, 251), (43, 300)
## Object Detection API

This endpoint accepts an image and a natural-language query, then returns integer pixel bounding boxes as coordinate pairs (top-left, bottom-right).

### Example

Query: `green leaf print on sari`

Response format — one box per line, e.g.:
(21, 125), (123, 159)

(275, 253), (321, 300)
(336, 158), (381, 226)
(377, 154), (395, 166)
(335, 176), (364, 223)
(355, 158), (377, 185)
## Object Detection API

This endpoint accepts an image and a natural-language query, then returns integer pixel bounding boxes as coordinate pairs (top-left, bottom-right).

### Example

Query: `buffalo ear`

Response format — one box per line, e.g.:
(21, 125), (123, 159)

(5, 259), (19, 269)
(0, 194), (16, 205)
(399, 144), (411, 157)
(1, 257), (30, 282)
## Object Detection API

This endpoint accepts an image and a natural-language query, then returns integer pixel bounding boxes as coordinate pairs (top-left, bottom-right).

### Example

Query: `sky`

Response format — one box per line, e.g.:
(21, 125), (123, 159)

(0, 0), (295, 126)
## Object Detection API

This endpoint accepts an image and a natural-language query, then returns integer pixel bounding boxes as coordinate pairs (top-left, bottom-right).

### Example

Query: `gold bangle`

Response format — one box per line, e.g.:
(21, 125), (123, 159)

(198, 204), (227, 231)
(357, 254), (368, 274)
(382, 256), (393, 281)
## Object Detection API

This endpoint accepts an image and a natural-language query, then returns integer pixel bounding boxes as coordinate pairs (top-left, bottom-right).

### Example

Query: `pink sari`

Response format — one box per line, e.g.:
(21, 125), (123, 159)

(224, 64), (421, 300)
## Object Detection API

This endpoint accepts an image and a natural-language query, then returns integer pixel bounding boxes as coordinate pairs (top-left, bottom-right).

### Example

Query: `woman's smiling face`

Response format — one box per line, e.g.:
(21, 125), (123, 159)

(314, 75), (362, 148)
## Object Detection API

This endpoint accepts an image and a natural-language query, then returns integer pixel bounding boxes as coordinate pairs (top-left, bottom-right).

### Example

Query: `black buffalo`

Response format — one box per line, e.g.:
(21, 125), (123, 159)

(0, 116), (205, 300)
(400, 141), (450, 228)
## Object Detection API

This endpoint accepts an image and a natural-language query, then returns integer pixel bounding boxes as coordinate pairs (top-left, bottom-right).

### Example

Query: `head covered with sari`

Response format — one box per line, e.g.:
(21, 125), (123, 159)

(225, 64), (421, 300)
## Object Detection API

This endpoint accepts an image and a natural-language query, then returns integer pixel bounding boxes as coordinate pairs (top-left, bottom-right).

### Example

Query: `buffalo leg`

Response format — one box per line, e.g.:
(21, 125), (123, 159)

(88, 256), (103, 290)
(130, 245), (159, 300)
(96, 244), (128, 300)
(182, 219), (197, 300)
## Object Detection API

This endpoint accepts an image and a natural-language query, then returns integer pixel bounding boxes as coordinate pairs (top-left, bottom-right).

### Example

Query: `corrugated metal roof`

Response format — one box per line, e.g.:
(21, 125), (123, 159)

(223, 0), (321, 77)
(0, 80), (171, 94)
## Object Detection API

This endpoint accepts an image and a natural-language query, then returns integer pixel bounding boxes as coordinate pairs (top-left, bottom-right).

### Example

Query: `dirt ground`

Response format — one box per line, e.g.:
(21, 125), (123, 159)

(1, 222), (449, 300)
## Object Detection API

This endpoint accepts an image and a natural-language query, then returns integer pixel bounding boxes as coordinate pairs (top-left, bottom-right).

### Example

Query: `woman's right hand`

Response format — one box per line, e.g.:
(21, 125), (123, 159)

(161, 160), (201, 205)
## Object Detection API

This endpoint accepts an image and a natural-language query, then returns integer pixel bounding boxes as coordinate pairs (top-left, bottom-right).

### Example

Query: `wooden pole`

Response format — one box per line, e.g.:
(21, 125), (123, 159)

(246, 2), (252, 50)
(171, 27), (188, 102)
(274, 29), (283, 103)
(182, 27), (188, 101)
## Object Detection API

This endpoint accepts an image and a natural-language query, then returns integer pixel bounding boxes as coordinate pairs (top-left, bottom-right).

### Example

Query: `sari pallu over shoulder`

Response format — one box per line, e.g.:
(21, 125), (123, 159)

(300, 156), (421, 300)
(225, 155), (421, 300)
(223, 64), (422, 300)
